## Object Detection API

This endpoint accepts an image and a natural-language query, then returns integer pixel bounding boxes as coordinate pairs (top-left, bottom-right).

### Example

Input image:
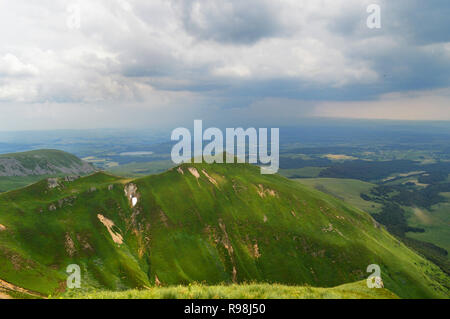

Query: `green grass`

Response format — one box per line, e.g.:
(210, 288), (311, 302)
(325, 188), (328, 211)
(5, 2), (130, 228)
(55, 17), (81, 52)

(106, 160), (174, 177)
(0, 149), (87, 171)
(405, 203), (450, 257)
(294, 178), (382, 215)
(279, 167), (326, 178)
(0, 163), (448, 299)
(294, 178), (450, 271)
(0, 176), (45, 193)
(0, 149), (94, 193)
(61, 280), (398, 299)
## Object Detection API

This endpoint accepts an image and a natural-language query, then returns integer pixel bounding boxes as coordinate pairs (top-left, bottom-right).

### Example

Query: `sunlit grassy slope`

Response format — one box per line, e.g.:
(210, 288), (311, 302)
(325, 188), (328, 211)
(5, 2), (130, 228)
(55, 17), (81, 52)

(296, 178), (450, 262)
(406, 203), (450, 256)
(0, 163), (448, 299)
(61, 280), (398, 299)
(295, 178), (382, 215)
(0, 176), (45, 193)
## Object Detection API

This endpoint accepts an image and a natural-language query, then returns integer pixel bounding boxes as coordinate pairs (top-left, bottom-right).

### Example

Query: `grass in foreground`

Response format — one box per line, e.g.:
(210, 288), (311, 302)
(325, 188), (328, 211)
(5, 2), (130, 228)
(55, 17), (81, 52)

(61, 281), (398, 299)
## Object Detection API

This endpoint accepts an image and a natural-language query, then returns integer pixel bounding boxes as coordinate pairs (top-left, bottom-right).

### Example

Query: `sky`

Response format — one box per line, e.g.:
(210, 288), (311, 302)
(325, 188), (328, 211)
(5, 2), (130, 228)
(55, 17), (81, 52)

(0, 0), (449, 131)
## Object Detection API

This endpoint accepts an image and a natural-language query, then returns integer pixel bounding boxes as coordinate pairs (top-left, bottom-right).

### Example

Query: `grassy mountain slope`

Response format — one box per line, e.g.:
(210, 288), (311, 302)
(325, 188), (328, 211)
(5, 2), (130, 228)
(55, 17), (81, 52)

(0, 149), (94, 177)
(294, 178), (382, 215)
(0, 176), (45, 193)
(0, 149), (95, 192)
(295, 177), (450, 275)
(0, 163), (448, 298)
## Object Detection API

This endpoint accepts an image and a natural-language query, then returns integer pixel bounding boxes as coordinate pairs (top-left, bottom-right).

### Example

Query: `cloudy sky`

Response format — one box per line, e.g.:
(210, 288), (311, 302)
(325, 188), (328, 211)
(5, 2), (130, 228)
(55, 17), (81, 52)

(0, 0), (449, 131)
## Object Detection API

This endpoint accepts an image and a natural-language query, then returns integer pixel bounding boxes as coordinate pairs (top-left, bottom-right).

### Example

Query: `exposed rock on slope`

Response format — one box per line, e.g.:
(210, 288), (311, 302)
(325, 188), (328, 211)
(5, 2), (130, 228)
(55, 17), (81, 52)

(0, 149), (94, 177)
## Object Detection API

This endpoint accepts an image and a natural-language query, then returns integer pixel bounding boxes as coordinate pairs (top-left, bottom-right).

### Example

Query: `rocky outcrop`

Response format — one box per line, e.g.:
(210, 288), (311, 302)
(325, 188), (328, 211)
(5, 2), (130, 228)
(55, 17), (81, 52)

(0, 150), (95, 177)
(0, 158), (93, 176)
(124, 183), (139, 207)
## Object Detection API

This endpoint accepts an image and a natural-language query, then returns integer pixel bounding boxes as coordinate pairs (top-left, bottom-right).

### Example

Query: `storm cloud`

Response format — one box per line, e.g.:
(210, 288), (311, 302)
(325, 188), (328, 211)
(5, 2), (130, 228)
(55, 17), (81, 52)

(0, 0), (449, 130)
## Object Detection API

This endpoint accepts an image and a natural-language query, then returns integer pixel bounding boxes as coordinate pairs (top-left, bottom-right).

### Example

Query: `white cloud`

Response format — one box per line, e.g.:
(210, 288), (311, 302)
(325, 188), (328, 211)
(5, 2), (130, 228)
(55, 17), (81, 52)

(0, 0), (448, 130)
(0, 53), (38, 77)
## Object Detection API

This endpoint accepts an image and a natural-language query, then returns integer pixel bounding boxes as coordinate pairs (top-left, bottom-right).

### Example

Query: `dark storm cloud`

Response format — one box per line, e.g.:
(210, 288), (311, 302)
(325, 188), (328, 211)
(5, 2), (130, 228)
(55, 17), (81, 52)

(389, 0), (450, 45)
(141, 0), (450, 104)
(176, 0), (285, 44)
(1, 0), (449, 130)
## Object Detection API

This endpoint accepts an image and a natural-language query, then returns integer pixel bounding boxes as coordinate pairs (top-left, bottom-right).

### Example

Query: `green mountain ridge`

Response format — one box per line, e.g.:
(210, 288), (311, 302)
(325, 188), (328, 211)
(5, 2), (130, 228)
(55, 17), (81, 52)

(0, 149), (95, 177)
(0, 162), (448, 298)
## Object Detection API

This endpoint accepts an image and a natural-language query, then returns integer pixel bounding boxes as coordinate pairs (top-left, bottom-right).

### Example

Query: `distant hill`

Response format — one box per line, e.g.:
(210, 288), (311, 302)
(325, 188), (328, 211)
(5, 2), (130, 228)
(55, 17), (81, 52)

(0, 162), (448, 299)
(0, 149), (94, 177)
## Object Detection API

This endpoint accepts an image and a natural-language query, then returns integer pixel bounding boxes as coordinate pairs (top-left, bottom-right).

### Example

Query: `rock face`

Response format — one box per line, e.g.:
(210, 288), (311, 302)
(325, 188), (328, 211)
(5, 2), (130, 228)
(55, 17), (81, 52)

(0, 150), (95, 177)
